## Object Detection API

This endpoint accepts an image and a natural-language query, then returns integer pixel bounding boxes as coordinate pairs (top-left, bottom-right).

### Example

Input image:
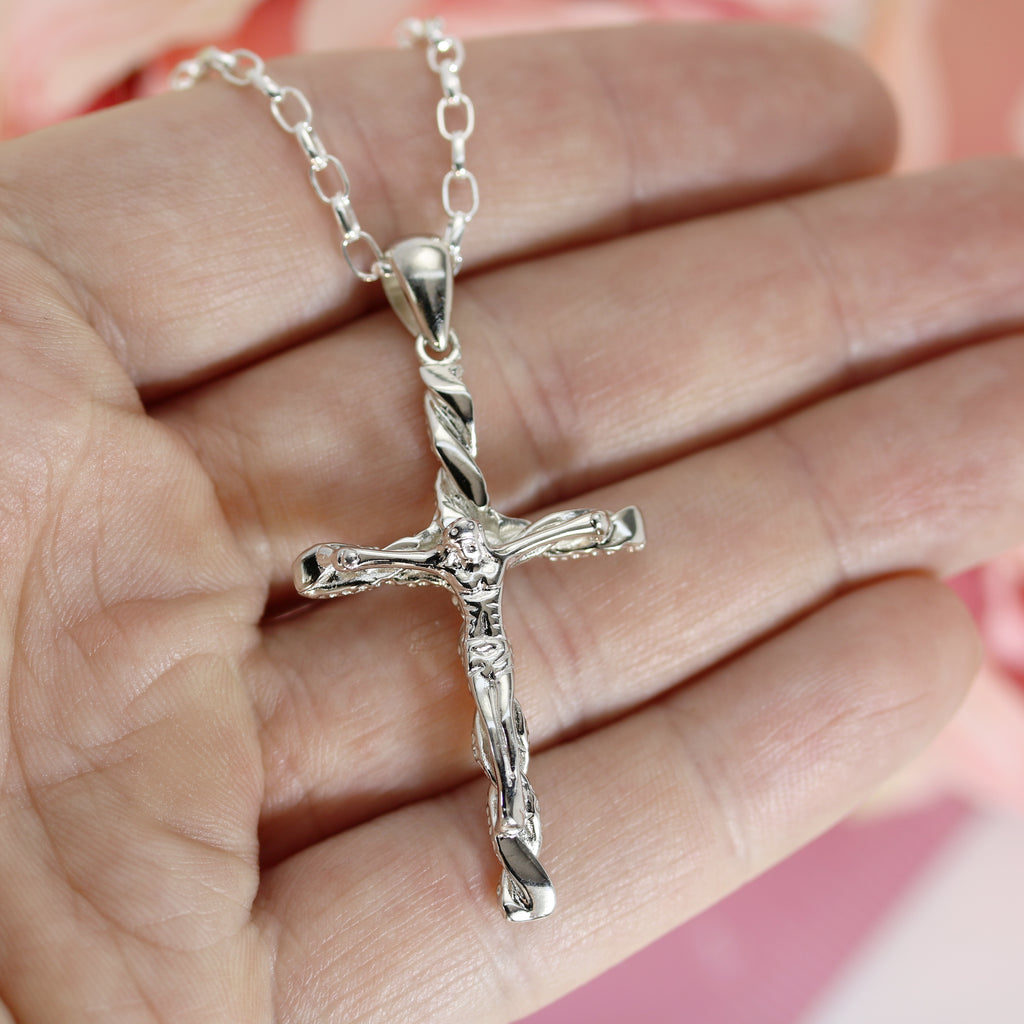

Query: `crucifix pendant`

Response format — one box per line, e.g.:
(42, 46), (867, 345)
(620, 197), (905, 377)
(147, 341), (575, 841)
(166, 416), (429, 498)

(294, 238), (645, 921)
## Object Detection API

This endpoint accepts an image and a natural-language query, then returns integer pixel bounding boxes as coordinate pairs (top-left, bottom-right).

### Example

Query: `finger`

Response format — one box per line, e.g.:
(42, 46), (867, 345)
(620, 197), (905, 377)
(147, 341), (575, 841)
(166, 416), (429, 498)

(0, 24), (894, 393)
(161, 159), (1024, 600)
(252, 330), (1024, 860)
(255, 576), (980, 1023)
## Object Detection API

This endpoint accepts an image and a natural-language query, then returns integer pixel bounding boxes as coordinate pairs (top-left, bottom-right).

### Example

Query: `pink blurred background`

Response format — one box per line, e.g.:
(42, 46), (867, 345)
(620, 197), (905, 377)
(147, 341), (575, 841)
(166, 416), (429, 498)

(5, 1), (1022, 1019)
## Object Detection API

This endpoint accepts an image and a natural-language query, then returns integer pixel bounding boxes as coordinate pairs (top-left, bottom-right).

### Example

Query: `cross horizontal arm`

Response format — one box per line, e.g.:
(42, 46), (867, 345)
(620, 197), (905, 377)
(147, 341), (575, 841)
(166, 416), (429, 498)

(294, 540), (446, 597)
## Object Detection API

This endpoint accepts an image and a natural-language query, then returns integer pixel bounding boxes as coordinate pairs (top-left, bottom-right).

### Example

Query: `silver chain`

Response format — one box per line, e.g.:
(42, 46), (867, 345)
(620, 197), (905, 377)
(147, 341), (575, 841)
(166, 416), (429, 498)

(170, 17), (478, 283)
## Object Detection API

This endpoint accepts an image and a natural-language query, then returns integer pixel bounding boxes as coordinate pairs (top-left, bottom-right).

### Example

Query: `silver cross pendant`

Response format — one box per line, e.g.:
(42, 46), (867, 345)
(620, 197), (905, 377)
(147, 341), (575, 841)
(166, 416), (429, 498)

(294, 238), (645, 921)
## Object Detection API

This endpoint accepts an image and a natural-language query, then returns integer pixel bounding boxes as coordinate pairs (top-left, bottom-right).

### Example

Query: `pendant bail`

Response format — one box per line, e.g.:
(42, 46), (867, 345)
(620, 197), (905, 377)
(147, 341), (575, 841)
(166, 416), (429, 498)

(381, 236), (453, 352)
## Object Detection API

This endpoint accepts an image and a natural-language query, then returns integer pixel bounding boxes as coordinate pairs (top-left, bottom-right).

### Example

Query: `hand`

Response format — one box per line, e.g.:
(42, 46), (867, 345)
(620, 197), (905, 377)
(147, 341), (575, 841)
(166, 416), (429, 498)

(1, 22), (1020, 1022)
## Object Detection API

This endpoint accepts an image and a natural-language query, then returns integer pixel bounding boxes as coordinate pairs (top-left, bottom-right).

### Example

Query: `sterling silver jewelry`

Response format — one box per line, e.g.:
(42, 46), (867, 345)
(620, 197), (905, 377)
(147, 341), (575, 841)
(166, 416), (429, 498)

(174, 18), (645, 922)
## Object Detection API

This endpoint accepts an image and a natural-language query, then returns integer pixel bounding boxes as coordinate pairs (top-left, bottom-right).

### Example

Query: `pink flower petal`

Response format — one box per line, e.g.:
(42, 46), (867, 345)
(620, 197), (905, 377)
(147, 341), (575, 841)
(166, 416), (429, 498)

(1, 0), (258, 136)
(296, 0), (850, 52)
(978, 549), (1024, 680)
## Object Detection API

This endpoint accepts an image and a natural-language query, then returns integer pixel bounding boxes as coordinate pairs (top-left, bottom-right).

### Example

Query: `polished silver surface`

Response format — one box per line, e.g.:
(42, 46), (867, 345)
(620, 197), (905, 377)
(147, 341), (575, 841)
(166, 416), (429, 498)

(381, 237), (453, 352)
(295, 242), (645, 921)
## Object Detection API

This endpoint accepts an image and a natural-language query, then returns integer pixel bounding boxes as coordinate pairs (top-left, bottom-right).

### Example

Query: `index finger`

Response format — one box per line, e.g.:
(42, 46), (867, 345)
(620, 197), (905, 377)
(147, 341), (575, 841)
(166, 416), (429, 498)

(0, 23), (895, 395)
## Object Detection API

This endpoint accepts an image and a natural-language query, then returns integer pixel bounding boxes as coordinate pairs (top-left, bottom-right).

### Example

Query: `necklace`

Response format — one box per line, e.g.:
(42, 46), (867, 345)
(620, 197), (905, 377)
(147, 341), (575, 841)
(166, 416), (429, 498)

(174, 18), (645, 922)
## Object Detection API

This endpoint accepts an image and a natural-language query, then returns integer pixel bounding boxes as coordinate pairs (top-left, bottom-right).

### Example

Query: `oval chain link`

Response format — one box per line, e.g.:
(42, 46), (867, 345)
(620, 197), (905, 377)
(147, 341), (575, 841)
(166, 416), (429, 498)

(170, 17), (476, 282)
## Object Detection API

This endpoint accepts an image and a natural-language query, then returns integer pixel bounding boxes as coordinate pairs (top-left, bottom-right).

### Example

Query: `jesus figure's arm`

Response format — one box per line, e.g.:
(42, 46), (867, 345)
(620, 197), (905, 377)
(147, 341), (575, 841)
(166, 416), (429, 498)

(497, 510), (613, 566)
(498, 505), (646, 567)
(294, 541), (447, 598)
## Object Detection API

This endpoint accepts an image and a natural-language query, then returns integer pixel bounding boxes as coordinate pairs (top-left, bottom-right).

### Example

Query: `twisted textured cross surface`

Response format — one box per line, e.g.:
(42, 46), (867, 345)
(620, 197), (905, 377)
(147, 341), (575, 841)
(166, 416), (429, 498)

(295, 338), (644, 920)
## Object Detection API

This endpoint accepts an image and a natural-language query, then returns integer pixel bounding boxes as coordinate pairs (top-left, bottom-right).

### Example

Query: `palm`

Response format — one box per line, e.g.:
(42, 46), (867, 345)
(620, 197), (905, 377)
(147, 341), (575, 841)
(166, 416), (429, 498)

(3, 313), (266, 1010)
(1, 23), (1022, 1024)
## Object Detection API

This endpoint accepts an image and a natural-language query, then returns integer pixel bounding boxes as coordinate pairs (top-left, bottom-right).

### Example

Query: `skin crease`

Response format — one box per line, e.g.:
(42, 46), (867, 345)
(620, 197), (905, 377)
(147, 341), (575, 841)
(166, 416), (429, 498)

(1, 20), (1022, 1022)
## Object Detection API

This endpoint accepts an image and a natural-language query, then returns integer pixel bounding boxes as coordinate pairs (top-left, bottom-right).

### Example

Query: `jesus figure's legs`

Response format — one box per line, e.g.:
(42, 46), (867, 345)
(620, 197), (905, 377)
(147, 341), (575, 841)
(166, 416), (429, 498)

(466, 634), (529, 832)
(463, 630), (553, 920)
